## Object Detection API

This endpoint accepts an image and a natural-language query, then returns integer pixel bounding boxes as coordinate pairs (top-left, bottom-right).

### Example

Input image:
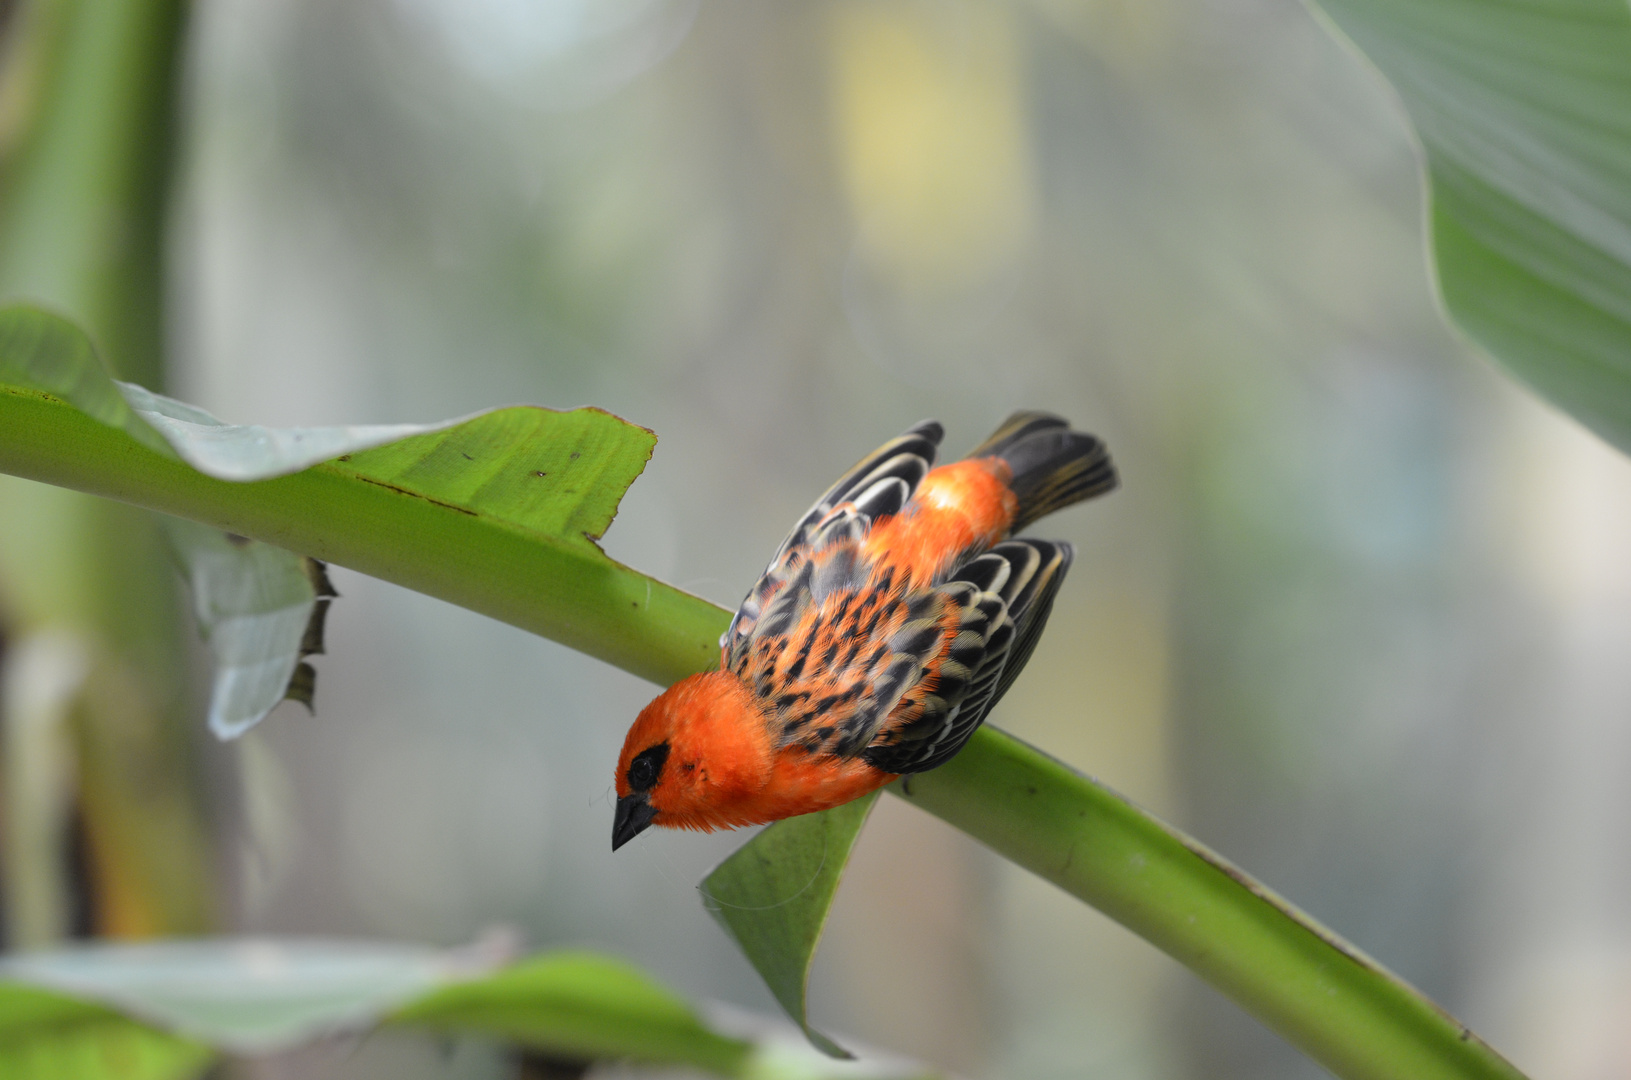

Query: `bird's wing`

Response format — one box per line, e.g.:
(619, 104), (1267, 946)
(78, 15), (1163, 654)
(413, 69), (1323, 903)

(728, 541), (935, 754)
(721, 420), (942, 668)
(861, 539), (1073, 775)
(730, 539), (1071, 771)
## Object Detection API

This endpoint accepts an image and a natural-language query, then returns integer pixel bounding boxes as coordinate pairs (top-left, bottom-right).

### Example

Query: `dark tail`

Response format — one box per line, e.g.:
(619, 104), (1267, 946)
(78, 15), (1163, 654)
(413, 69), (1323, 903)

(969, 411), (1117, 533)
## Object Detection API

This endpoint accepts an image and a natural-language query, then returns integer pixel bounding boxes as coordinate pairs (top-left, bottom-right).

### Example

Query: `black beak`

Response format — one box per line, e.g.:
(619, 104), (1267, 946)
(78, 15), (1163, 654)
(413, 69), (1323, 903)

(612, 793), (659, 851)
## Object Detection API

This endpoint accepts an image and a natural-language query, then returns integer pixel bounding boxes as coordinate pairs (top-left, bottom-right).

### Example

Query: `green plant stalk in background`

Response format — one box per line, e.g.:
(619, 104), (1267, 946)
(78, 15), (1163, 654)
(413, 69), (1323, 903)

(0, 382), (1528, 1080)
(0, 0), (181, 371)
(0, 0), (212, 942)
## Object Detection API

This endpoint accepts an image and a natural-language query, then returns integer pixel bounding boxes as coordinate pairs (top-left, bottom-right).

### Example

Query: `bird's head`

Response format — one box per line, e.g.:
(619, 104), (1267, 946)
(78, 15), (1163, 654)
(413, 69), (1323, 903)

(612, 670), (774, 850)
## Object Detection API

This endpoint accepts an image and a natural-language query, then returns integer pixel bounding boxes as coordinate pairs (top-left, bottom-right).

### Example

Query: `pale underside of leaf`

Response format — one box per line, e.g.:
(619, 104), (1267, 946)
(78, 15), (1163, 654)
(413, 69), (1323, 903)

(0, 307), (461, 478)
(117, 381), (470, 481)
(0, 308), (171, 458)
(166, 521), (334, 737)
(0, 938), (486, 1055)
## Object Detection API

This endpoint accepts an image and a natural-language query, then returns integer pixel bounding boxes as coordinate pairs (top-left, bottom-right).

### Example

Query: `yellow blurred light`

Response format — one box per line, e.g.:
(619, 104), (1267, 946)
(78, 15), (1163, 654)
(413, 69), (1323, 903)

(828, 1), (1035, 292)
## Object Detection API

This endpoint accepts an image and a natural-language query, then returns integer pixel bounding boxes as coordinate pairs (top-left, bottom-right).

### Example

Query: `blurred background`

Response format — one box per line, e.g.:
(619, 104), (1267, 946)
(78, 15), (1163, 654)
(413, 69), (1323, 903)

(4, 0), (1631, 1077)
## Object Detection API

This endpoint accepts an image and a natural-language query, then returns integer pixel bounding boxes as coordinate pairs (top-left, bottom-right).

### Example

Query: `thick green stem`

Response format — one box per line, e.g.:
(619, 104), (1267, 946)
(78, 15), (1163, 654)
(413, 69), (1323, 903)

(0, 383), (1528, 1079)
(893, 731), (1523, 1080)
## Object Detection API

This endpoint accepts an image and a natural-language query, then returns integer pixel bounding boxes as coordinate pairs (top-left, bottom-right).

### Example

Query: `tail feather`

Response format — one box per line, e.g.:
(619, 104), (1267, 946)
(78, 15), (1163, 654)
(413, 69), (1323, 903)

(971, 411), (1117, 533)
(966, 410), (1070, 459)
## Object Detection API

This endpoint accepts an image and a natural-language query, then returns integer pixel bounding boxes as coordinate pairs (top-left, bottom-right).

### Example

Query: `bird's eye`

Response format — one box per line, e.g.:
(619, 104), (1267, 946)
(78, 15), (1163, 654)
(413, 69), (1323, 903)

(627, 742), (670, 791)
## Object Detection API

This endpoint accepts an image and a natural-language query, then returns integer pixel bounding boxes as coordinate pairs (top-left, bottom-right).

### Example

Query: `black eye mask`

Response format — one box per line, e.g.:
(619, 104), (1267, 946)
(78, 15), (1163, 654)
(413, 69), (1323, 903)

(626, 742), (670, 792)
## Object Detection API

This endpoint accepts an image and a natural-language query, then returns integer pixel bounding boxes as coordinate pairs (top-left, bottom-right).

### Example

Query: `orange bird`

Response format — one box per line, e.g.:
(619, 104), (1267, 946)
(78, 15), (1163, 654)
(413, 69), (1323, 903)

(612, 412), (1117, 850)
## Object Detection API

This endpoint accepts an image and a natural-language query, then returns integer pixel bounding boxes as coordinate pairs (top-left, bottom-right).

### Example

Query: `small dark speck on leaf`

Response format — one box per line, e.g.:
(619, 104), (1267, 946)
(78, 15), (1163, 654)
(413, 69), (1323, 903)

(337, 454), (351, 462)
(461, 452), (473, 460)
(570, 451), (581, 459)
(1026, 786), (1038, 795)
(535, 471), (547, 478)
(224, 533), (252, 548)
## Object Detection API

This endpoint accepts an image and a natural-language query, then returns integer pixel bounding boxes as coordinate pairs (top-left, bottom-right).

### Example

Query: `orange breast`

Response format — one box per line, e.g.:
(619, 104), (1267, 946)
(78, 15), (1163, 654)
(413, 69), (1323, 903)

(760, 751), (896, 817)
(665, 750), (892, 830)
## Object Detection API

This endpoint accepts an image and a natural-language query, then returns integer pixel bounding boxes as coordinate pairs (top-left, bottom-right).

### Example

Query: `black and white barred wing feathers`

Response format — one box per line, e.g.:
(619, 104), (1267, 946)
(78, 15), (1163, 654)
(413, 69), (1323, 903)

(721, 420), (943, 665)
(861, 539), (1073, 775)
(728, 559), (947, 761)
(732, 537), (1073, 775)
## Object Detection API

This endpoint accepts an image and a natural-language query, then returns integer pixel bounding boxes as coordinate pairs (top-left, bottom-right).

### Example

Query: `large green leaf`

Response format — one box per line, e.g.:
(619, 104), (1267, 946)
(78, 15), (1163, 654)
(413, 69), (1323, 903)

(0, 305), (718, 686)
(701, 792), (881, 1060)
(0, 941), (922, 1078)
(1308, 0), (1631, 452)
(2, 304), (461, 737)
(0, 982), (210, 1080)
(0, 303), (682, 734)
